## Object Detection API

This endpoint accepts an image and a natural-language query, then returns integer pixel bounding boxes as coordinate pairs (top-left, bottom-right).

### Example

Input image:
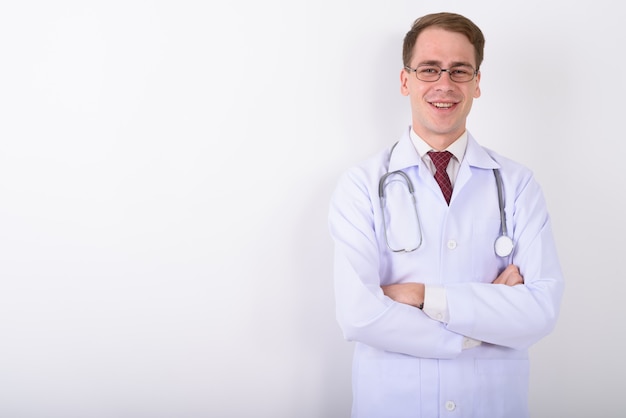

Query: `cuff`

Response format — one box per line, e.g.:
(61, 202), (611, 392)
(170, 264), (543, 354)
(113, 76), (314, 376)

(422, 285), (449, 323)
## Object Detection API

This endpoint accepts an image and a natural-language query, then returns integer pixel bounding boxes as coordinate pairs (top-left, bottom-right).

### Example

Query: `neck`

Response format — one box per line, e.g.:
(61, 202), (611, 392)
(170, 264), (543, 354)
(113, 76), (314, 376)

(424, 138), (454, 151)
(413, 129), (463, 151)
(416, 132), (461, 151)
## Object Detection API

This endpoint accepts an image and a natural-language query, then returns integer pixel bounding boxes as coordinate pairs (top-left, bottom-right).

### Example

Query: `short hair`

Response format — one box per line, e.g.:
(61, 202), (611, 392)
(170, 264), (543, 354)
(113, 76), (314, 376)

(402, 12), (485, 70)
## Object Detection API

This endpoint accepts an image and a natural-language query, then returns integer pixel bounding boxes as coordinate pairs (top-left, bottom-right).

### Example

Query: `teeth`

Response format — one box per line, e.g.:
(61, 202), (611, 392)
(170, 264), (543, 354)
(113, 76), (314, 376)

(433, 102), (453, 108)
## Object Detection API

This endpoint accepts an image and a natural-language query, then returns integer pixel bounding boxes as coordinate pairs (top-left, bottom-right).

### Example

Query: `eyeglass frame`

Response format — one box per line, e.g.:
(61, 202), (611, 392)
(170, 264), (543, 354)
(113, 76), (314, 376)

(404, 64), (479, 83)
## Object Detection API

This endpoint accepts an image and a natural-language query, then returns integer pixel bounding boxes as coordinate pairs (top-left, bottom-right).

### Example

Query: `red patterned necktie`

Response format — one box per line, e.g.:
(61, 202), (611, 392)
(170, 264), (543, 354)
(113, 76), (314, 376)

(428, 151), (453, 205)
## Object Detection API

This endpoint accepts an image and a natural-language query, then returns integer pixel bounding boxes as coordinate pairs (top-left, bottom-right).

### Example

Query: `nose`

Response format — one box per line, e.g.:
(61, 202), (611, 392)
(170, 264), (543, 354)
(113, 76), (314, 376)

(434, 70), (456, 90)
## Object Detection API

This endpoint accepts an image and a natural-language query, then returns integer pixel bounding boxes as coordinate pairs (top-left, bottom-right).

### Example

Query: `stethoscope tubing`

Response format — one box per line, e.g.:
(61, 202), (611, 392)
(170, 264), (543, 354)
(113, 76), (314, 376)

(379, 142), (514, 257)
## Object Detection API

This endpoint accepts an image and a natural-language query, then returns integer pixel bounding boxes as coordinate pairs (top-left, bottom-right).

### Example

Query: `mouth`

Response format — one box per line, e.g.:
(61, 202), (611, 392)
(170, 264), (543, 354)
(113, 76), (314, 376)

(429, 101), (457, 109)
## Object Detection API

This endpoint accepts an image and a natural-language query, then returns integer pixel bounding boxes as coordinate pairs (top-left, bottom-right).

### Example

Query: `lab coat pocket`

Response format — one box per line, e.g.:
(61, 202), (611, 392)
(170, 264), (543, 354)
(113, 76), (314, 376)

(472, 220), (506, 282)
(475, 359), (529, 418)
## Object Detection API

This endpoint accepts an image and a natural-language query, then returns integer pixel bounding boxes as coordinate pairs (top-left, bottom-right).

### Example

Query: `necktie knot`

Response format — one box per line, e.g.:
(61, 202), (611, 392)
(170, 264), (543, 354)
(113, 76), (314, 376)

(428, 150), (453, 172)
(427, 151), (453, 205)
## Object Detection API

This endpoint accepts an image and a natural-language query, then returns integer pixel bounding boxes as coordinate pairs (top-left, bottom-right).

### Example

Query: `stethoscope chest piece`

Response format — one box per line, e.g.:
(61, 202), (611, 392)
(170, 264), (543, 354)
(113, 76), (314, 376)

(380, 141), (516, 258)
(494, 234), (514, 258)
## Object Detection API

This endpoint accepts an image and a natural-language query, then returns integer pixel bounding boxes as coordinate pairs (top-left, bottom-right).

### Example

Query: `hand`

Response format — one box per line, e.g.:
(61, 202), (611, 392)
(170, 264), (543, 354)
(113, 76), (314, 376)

(381, 283), (425, 308)
(492, 264), (524, 286)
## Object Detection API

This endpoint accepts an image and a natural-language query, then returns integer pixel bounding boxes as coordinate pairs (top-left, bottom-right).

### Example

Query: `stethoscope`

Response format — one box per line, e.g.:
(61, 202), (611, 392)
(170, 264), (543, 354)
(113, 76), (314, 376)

(378, 142), (514, 257)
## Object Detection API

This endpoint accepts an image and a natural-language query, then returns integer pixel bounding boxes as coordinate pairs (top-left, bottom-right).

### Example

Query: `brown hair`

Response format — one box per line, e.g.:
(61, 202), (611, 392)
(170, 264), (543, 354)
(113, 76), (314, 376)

(402, 12), (485, 70)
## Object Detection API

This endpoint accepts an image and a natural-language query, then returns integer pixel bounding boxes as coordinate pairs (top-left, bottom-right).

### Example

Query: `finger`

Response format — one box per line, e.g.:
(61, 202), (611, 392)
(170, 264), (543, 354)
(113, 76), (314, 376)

(492, 275), (506, 285)
(493, 265), (514, 284)
(504, 264), (519, 276)
(509, 273), (524, 286)
(493, 265), (522, 285)
(504, 271), (524, 286)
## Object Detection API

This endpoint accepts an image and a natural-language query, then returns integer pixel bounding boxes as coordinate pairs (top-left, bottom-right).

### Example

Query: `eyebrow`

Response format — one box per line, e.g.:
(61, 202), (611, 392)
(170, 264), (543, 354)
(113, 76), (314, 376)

(417, 60), (475, 68)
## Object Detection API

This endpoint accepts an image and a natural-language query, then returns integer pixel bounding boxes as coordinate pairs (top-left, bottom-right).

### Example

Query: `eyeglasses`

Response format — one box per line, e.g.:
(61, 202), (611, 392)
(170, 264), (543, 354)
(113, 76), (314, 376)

(404, 64), (478, 83)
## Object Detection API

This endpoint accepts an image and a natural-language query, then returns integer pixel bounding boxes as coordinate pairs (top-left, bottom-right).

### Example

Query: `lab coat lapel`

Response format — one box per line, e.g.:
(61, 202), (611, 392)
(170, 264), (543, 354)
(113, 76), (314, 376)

(388, 128), (444, 199)
(453, 133), (501, 199)
(388, 129), (502, 203)
(387, 128), (421, 172)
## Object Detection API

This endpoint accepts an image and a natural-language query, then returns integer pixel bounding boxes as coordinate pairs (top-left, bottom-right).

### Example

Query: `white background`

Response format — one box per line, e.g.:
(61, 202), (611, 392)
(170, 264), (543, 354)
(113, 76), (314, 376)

(0, 1), (623, 417)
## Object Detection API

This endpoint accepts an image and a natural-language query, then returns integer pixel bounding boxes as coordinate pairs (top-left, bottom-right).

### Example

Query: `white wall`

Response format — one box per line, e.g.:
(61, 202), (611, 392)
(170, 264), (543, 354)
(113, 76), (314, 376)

(0, 1), (623, 417)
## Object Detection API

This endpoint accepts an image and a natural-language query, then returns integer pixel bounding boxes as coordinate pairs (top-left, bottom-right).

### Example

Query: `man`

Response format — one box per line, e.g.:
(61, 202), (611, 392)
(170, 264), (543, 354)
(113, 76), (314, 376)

(328, 12), (564, 418)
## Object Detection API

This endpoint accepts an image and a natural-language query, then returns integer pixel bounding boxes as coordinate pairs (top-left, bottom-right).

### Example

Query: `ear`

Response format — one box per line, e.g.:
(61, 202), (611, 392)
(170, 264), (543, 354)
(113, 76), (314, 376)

(473, 71), (481, 98)
(400, 68), (410, 96)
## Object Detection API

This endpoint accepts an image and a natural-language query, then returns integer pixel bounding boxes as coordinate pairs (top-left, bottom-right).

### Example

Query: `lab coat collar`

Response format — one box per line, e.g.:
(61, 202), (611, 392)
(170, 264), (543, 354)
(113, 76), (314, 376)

(388, 127), (500, 172)
(453, 133), (500, 197)
(463, 133), (501, 170)
(387, 128), (423, 172)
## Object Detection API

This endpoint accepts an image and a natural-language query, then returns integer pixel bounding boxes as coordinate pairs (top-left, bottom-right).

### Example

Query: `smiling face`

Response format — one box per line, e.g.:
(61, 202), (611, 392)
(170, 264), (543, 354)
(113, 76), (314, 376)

(400, 27), (481, 150)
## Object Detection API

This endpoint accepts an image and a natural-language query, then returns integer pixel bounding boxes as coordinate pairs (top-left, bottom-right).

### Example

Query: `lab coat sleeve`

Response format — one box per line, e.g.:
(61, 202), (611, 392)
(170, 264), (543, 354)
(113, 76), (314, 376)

(444, 174), (564, 351)
(329, 168), (465, 359)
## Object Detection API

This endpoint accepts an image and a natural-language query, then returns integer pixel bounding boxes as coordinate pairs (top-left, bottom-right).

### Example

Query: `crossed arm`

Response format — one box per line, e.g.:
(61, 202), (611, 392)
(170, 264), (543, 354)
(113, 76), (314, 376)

(382, 264), (524, 308)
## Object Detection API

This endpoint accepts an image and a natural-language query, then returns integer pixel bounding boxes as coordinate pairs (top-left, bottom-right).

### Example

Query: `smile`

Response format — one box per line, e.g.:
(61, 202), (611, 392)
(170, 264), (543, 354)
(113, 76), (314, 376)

(431, 102), (455, 109)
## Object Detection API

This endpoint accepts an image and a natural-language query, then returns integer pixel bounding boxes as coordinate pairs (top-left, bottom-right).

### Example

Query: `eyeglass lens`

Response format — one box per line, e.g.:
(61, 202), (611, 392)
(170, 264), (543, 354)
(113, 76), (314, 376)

(415, 65), (476, 82)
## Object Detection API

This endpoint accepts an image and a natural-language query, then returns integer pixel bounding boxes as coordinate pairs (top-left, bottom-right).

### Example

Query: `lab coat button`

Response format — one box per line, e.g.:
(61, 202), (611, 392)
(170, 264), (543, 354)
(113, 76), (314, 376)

(447, 240), (457, 249)
(445, 400), (456, 411)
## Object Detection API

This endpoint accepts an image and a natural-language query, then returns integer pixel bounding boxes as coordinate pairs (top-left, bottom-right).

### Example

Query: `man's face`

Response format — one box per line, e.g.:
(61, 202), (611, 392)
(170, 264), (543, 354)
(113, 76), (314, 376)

(400, 27), (481, 148)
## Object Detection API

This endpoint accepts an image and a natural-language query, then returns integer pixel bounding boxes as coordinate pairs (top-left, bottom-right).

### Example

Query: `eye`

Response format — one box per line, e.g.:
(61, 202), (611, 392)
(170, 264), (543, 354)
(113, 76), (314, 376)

(417, 66), (440, 75)
(450, 66), (472, 76)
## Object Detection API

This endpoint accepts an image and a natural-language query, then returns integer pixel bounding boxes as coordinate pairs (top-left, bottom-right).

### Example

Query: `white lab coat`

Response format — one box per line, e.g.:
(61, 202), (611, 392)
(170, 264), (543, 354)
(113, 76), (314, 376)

(328, 128), (564, 418)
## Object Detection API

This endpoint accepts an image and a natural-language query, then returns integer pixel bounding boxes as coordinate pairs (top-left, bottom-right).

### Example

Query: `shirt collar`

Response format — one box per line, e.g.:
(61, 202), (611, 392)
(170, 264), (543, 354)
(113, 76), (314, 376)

(409, 128), (468, 163)
(388, 126), (499, 172)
